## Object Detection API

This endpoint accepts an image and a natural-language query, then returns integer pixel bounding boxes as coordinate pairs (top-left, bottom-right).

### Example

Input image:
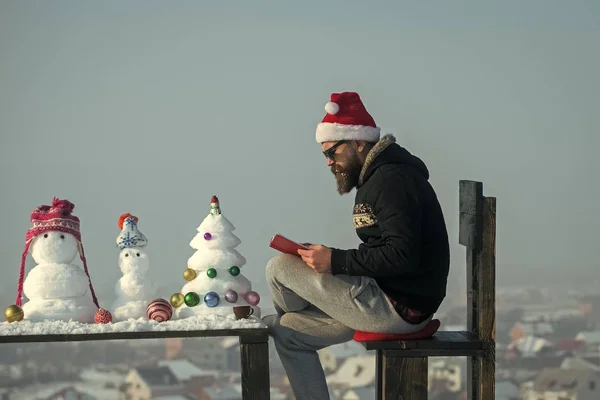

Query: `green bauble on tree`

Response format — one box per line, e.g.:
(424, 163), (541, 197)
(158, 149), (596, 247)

(184, 292), (200, 307)
(229, 266), (240, 276)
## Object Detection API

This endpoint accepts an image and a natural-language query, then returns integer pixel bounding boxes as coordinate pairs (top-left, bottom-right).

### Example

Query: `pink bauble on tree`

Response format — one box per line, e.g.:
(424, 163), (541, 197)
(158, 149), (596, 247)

(244, 291), (260, 306)
(94, 308), (113, 324)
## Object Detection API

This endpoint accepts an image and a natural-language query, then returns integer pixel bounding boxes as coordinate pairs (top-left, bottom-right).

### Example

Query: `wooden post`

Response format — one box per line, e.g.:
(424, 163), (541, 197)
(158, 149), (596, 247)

(459, 180), (496, 400)
(376, 350), (428, 400)
(240, 334), (271, 400)
(376, 350), (383, 400)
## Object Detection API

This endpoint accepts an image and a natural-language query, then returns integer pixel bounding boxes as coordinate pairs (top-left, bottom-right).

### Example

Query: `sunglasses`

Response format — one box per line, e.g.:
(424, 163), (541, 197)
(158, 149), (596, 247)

(322, 140), (349, 161)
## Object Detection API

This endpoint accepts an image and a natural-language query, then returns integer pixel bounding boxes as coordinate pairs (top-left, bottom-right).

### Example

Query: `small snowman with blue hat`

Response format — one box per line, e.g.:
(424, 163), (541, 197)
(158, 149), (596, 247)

(111, 213), (157, 321)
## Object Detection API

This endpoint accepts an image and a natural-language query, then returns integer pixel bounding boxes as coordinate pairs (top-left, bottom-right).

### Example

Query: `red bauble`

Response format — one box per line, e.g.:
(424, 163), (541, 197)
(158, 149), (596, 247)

(146, 298), (173, 322)
(94, 308), (113, 324)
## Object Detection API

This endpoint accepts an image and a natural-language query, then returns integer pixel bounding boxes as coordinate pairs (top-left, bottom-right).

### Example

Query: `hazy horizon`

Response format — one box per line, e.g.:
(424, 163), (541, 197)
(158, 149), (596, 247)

(1, 1), (598, 310)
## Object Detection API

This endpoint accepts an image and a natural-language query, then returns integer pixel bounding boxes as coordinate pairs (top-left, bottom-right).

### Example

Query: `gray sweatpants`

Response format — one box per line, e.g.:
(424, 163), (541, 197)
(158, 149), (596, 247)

(264, 253), (432, 400)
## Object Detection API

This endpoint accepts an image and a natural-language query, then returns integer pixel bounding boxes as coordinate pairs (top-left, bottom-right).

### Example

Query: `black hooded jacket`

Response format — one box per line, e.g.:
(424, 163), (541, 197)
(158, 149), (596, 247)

(330, 134), (450, 315)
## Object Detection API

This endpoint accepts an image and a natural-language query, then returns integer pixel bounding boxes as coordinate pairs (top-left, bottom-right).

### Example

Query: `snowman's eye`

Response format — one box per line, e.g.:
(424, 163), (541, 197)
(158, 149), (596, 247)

(125, 253), (129, 257)
(60, 235), (65, 239)
(43, 234), (48, 238)
(136, 253), (140, 257)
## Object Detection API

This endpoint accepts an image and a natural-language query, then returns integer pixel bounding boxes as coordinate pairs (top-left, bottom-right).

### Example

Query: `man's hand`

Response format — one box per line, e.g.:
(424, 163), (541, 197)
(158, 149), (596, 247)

(297, 244), (332, 274)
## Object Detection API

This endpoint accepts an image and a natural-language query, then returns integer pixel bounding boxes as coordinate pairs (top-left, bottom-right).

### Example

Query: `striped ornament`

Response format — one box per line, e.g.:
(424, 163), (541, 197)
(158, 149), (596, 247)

(146, 298), (173, 322)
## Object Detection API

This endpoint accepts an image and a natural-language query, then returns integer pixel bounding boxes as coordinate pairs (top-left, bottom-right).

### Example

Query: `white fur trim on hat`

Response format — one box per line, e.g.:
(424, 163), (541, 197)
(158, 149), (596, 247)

(316, 122), (381, 143)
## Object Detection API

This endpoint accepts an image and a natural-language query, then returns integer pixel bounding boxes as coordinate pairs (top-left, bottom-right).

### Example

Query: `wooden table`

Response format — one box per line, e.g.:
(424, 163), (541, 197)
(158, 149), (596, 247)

(0, 328), (271, 400)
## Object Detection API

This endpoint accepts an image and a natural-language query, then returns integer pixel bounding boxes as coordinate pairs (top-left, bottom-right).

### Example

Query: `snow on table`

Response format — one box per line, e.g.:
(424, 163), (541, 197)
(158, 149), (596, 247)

(0, 314), (266, 337)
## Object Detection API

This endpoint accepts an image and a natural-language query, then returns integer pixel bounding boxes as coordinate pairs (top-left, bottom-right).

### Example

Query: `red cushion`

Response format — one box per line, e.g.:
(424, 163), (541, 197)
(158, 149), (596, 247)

(353, 319), (441, 342)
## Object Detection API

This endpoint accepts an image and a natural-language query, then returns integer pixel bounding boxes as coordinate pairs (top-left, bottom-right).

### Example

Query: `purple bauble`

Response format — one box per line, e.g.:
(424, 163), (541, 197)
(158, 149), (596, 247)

(204, 232), (212, 240)
(245, 291), (260, 306)
(225, 289), (238, 303)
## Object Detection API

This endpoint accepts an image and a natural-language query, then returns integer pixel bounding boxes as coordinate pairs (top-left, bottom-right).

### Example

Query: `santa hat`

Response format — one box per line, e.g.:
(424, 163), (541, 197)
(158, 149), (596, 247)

(315, 92), (381, 143)
(16, 198), (100, 308)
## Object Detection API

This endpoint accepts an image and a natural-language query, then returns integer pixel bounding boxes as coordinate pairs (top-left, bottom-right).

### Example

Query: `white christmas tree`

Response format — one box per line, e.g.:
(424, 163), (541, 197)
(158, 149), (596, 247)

(173, 196), (261, 319)
(18, 198), (99, 323)
(111, 213), (157, 321)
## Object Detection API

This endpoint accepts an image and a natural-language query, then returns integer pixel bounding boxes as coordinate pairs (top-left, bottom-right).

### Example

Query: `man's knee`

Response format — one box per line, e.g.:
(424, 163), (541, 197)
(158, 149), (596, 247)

(265, 253), (301, 283)
(265, 254), (283, 284)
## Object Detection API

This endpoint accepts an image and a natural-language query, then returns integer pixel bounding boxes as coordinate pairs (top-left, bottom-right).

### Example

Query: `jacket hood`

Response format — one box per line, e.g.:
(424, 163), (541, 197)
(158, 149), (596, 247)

(358, 134), (430, 186)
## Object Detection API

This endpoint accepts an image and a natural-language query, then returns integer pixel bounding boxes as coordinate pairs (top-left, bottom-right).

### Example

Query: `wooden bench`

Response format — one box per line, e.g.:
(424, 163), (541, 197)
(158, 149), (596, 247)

(356, 180), (496, 400)
(0, 328), (271, 400)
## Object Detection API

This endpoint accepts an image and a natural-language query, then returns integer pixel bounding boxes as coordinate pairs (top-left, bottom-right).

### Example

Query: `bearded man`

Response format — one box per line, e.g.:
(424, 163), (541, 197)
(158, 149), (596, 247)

(263, 92), (450, 399)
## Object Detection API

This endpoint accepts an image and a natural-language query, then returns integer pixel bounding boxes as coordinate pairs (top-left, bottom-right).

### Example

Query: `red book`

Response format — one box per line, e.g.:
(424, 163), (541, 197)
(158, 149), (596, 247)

(269, 234), (309, 256)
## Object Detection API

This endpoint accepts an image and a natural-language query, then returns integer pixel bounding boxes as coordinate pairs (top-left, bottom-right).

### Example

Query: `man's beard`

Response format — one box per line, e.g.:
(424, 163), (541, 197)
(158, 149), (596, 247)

(331, 151), (363, 195)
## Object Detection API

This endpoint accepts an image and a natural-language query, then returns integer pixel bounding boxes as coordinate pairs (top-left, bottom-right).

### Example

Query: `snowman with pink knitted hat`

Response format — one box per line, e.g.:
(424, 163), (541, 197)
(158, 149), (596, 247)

(15, 198), (102, 323)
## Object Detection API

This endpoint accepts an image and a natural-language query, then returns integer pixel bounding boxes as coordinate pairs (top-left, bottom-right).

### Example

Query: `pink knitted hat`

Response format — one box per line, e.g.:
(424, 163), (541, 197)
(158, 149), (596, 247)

(16, 197), (100, 308)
